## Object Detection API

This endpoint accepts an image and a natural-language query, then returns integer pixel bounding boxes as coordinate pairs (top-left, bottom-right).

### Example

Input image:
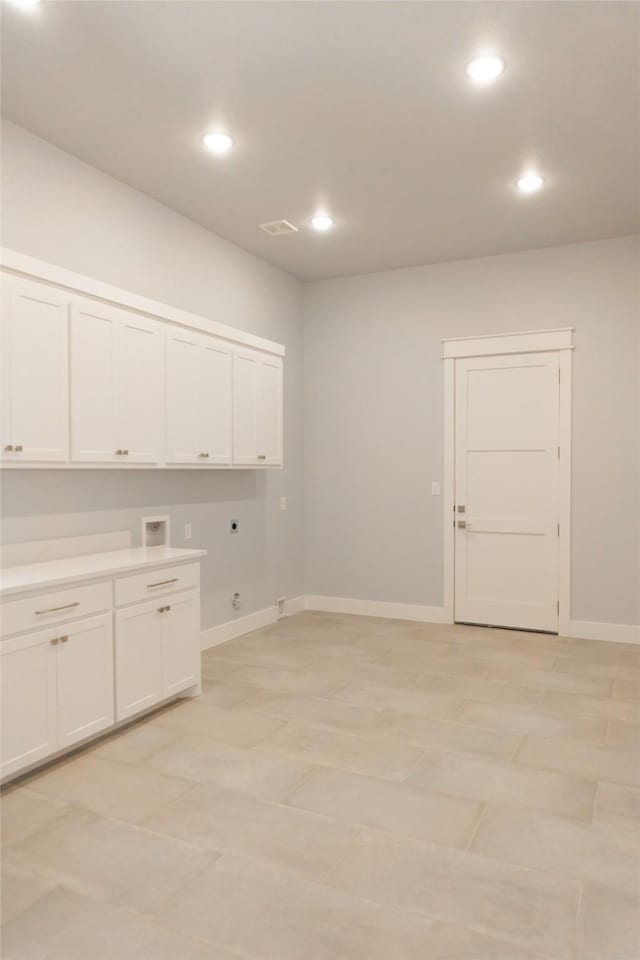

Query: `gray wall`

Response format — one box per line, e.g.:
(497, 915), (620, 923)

(303, 236), (640, 627)
(0, 120), (304, 631)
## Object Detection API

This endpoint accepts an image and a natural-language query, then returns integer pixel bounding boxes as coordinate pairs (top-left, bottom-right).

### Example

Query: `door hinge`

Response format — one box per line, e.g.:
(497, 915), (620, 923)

(557, 523), (560, 537)
(558, 368), (561, 384)
(557, 600), (560, 613)
(557, 446), (560, 460)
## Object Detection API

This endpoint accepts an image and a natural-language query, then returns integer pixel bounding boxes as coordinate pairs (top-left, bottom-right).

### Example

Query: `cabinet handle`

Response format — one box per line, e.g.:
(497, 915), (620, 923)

(36, 601), (80, 615)
(50, 637), (60, 645)
(257, 454), (267, 461)
(60, 635), (69, 643)
(199, 452), (210, 458)
(115, 449), (129, 455)
(147, 578), (178, 589)
(158, 605), (171, 613)
(14, 445), (23, 452)
(4, 445), (14, 452)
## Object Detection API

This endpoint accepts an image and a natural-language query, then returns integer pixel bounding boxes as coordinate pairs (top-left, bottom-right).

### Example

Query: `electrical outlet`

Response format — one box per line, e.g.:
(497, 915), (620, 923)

(276, 596), (286, 618)
(184, 522), (192, 540)
(232, 592), (241, 610)
(431, 481), (441, 496)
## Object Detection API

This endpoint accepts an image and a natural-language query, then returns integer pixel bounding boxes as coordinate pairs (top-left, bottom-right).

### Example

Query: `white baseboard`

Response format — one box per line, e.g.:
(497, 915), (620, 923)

(570, 620), (640, 645)
(200, 596), (305, 650)
(304, 594), (446, 623)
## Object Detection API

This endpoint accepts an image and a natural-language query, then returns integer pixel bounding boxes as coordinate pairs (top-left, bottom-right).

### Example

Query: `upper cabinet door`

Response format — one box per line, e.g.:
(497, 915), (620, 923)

(117, 314), (163, 464)
(165, 328), (200, 464)
(70, 299), (118, 462)
(200, 337), (232, 464)
(1, 279), (69, 462)
(257, 355), (283, 465)
(232, 348), (259, 465)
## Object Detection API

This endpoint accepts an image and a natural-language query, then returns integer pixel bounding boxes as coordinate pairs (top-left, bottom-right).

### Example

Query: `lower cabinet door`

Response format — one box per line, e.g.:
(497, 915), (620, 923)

(57, 613), (114, 749)
(162, 591), (201, 697)
(115, 601), (164, 721)
(1, 629), (57, 777)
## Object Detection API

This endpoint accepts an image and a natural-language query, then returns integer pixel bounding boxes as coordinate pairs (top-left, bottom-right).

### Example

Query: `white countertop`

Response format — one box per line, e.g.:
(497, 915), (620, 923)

(0, 546), (207, 599)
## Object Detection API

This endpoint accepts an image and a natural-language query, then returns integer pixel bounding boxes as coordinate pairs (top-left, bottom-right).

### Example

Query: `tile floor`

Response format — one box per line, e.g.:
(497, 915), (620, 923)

(2, 611), (639, 959)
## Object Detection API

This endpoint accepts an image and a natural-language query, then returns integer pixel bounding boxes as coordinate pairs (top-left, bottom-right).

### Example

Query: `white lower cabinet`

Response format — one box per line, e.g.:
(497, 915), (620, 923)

(0, 629), (58, 778)
(57, 613), (114, 749)
(1, 564), (202, 780)
(115, 590), (200, 722)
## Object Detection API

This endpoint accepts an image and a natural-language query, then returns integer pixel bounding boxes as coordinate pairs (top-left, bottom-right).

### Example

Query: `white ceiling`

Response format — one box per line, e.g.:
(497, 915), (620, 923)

(2, 1), (638, 281)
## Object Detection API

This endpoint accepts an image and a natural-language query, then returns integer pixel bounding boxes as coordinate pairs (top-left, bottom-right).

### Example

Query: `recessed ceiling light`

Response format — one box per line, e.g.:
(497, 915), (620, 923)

(465, 55), (505, 85)
(9, 0), (42, 9)
(516, 173), (545, 194)
(201, 132), (234, 155)
(311, 214), (334, 232)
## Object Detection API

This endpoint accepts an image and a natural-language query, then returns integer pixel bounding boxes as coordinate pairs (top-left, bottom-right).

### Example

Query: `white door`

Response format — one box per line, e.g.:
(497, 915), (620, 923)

(115, 600), (164, 720)
(162, 591), (200, 697)
(454, 352), (560, 632)
(233, 348), (259, 464)
(257, 355), (283, 465)
(165, 328), (200, 464)
(57, 614), (114, 749)
(1, 629), (58, 777)
(200, 337), (232, 464)
(70, 299), (118, 462)
(1, 279), (69, 463)
(117, 314), (163, 464)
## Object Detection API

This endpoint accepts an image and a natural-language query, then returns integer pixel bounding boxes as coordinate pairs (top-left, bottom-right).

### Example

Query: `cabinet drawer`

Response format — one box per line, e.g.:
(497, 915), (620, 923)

(115, 563), (199, 607)
(1, 581), (112, 638)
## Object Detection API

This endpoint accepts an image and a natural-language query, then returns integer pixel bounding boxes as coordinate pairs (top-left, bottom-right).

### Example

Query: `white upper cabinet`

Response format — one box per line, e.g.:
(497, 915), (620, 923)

(1, 279), (69, 462)
(117, 314), (163, 463)
(70, 299), (118, 462)
(257, 354), (283, 465)
(1, 259), (283, 470)
(233, 348), (283, 466)
(200, 337), (232, 464)
(165, 329), (232, 465)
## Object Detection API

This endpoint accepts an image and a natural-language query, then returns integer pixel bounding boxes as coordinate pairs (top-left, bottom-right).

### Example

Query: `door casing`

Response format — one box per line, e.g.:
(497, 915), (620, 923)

(442, 328), (573, 636)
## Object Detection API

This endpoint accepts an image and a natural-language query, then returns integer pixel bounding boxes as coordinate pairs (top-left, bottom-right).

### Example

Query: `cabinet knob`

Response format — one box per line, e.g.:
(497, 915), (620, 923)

(60, 635), (69, 643)
(14, 445), (23, 452)
(115, 449), (129, 456)
(4, 445), (14, 452)
(257, 454), (267, 461)
(50, 637), (59, 646)
(123, 449), (129, 455)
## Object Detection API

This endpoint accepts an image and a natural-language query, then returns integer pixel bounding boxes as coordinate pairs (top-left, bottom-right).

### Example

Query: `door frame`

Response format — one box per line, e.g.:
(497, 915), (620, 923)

(442, 328), (573, 636)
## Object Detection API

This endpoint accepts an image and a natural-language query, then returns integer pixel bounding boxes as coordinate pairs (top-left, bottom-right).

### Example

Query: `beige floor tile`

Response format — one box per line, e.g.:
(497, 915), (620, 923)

(150, 699), (285, 747)
(407, 749), (596, 820)
(487, 664), (613, 697)
(196, 679), (255, 708)
(0, 887), (219, 960)
(613, 678), (640, 702)
(542, 689), (639, 724)
(238, 689), (382, 732)
(143, 781), (357, 881)
(516, 734), (640, 786)
(146, 733), (312, 801)
(9, 806), (214, 917)
(289, 765), (481, 848)
(201, 638), (314, 671)
(88, 721), (179, 764)
(372, 709), (521, 761)
(594, 781), (640, 840)
(554, 656), (640, 682)
(418, 673), (544, 707)
(387, 653), (490, 679)
(576, 882), (640, 960)
(222, 660), (344, 697)
(25, 754), (193, 824)
(199, 654), (250, 682)
(429, 921), (547, 959)
(326, 827), (579, 958)
(268, 719), (424, 781)
(1, 788), (68, 846)
(331, 676), (465, 720)
(470, 804), (639, 893)
(445, 642), (558, 671)
(1, 861), (56, 926)
(161, 852), (441, 960)
(608, 718), (640, 750)
(459, 700), (607, 743)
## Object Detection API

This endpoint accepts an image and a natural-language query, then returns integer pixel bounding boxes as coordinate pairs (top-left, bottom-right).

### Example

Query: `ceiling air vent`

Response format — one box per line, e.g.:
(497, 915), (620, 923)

(259, 219), (298, 237)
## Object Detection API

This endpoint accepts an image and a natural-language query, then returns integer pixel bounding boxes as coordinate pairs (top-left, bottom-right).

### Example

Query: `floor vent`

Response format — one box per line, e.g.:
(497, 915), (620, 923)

(259, 220), (298, 237)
